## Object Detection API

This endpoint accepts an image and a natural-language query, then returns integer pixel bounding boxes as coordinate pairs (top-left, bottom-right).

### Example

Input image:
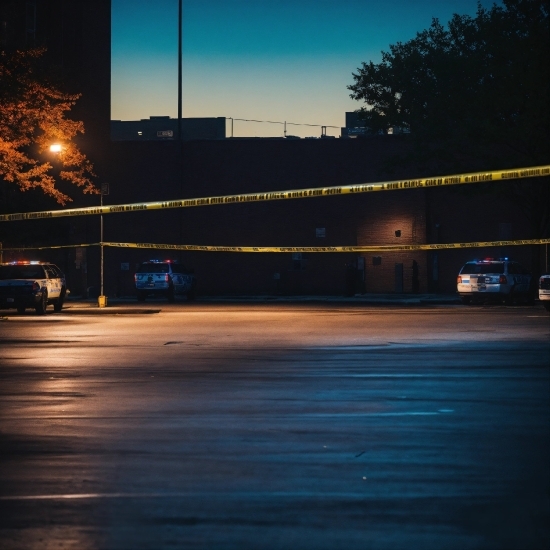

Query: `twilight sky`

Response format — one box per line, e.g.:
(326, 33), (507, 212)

(111, 0), (497, 138)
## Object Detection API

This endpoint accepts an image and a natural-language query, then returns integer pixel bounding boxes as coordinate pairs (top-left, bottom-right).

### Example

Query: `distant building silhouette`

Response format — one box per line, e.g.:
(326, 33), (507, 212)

(111, 117), (226, 141)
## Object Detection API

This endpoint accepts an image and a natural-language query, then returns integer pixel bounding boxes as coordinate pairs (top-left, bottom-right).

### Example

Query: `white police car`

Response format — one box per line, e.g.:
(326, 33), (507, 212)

(0, 262), (67, 314)
(134, 260), (196, 302)
(539, 274), (550, 311)
(457, 258), (533, 305)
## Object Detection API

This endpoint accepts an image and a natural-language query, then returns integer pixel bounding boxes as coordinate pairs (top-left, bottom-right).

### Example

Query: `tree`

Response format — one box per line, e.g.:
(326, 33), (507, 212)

(348, 0), (550, 166)
(0, 47), (97, 205)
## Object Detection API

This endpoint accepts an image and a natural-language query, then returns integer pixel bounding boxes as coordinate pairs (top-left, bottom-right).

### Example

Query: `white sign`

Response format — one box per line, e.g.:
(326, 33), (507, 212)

(157, 130), (174, 138)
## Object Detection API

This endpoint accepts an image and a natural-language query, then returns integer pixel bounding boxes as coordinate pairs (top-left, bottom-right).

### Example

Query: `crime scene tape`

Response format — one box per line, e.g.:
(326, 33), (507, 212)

(102, 238), (550, 252)
(1, 165), (548, 222)
(0, 243), (98, 251)
(3, 239), (548, 253)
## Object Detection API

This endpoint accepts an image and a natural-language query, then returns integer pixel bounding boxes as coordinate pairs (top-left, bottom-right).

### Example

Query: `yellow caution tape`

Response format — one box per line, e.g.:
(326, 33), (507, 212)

(101, 239), (550, 252)
(1, 165), (548, 222)
(0, 243), (98, 251)
(3, 239), (548, 253)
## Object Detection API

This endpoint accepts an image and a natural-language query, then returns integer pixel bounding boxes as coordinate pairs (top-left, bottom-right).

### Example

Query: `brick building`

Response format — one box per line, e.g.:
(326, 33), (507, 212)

(0, 0), (545, 297)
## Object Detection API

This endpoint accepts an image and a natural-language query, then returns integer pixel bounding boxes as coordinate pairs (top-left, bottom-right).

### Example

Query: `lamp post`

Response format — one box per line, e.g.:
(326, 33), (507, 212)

(177, 0), (182, 140)
(98, 182), (109, 308)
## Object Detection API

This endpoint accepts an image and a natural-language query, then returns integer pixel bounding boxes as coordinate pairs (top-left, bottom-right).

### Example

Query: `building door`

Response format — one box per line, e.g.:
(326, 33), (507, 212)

(395, 263), (404, 293)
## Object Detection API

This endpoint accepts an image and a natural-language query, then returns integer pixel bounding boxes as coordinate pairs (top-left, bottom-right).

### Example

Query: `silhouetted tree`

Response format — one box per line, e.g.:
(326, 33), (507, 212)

(348, 0), (549, 166)
(0, 47), (97, 205)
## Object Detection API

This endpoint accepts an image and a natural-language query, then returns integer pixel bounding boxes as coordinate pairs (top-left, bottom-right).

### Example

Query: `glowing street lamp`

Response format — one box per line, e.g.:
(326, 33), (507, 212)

(49, 143), (62, 153)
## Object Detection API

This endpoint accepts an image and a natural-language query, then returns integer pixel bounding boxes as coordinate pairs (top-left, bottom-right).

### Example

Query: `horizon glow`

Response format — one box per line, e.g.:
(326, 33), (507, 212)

(112, 0), (497, 138)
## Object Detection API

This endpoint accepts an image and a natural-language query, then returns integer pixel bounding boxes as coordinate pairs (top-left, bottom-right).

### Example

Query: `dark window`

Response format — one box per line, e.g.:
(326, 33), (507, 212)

(290, 253), (307, 271)
(460, 262), (505, 275)
(0, 265), (46, 280)
(52, 265), (64, 278)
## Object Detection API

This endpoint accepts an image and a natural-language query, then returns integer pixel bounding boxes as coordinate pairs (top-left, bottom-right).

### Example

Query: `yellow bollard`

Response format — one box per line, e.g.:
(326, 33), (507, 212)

(98, 295), (107, 308)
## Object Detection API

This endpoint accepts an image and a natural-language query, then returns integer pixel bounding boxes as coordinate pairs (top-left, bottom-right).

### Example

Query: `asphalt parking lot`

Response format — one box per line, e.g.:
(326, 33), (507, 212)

(0, 303), (549, 549)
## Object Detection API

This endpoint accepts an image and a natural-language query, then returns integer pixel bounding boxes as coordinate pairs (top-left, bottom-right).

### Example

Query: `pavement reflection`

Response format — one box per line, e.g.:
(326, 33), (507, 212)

(0, 305), (549, 549)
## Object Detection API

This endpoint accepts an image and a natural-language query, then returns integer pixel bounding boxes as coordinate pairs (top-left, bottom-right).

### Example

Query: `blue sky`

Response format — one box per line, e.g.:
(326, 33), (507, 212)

(111, 0), (497, 137)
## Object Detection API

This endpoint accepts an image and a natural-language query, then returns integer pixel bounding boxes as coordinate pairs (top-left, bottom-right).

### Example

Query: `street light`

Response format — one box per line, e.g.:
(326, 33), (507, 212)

(49, 143), (62, 153)
(98, 182), (109, 308)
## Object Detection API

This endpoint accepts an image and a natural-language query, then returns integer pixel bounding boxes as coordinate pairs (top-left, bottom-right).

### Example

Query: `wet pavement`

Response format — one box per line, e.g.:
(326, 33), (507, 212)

(0, 304), (549, 549)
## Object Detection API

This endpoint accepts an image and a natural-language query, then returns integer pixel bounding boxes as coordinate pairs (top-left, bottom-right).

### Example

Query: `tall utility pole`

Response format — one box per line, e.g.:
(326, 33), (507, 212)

(177, 0), (183, 261)
(178, 0), (183, 141)
(178, 0), (184, 259)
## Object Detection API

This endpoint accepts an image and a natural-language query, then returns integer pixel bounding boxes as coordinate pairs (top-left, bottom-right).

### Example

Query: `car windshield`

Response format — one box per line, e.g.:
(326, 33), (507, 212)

(137, 263), (170, 274)
(0, 265), (46, 280)
(460, 262), (505, 275)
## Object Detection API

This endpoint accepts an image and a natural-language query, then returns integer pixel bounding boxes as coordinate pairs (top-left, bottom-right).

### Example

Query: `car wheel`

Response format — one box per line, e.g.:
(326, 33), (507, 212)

(460, 296), (471, 305)
(35, 291), (47, 315)
(17, 306), (25, 314)
(53, 288), (66, 312)
(137, 291), (146, 302)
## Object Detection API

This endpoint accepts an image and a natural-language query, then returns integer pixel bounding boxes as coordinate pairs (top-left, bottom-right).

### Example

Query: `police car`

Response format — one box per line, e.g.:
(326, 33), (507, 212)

(134, 260), (196, 301)
(0, 262), (67, 314)
(457, 258), (533, 305)
(539, 274), (550, 311)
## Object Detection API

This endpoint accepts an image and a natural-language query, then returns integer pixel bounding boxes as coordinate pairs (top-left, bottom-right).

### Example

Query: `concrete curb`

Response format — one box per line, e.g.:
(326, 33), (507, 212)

(65, 294), (462, 308)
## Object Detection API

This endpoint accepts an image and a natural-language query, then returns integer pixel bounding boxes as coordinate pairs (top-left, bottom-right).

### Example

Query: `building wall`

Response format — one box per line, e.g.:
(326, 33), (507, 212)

(95, 137), (419, 296)
(355, 190), (428, 293)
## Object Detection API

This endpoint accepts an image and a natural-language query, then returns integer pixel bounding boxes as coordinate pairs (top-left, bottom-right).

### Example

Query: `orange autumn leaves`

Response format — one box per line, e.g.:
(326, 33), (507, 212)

(0, 48), (97, 204)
